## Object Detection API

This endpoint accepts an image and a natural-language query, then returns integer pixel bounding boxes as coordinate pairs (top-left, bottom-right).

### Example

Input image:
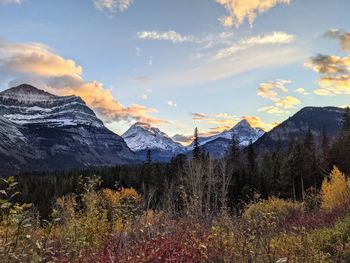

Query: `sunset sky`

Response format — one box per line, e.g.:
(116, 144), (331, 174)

(0, 0), (349, 143)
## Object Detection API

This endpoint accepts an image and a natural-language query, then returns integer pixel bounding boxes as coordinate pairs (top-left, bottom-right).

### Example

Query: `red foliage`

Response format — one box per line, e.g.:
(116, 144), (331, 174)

(85, 231), (207, 263)
(286, 203), (350, 230)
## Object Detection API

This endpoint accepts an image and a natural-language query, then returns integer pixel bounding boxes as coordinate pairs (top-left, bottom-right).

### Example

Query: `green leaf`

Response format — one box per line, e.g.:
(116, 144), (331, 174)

(7, 176), (15, 184)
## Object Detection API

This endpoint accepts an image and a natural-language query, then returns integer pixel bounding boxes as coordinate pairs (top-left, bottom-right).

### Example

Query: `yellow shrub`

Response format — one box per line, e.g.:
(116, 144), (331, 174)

(321, 166), (350, 211)
(243, 197), (303, 222)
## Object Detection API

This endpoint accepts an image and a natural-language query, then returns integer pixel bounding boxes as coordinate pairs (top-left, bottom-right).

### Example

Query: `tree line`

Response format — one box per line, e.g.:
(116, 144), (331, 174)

(14, 107), (350, 219)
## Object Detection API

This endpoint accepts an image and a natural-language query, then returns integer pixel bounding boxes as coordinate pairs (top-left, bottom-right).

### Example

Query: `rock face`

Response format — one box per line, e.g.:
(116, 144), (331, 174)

(122, 122), (185, 162)
(253, 106), (343, 153)
(0, 84), (135, 174)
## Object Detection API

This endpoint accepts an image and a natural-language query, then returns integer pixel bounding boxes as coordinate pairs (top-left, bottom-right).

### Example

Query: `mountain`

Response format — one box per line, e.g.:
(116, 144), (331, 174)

(122, 122), (185, 162)
(186, 119), (265, 158)
(253, 106), (343, 153)
(0, 84), (135, 174)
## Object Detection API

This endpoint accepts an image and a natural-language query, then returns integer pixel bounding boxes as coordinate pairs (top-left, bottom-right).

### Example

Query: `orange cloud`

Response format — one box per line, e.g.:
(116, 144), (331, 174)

(0, 40), (165, 125)
(305, 30), (350, 96)
(257, 79), (301, 115)
(257, 79), (289, 101)
(243, 115), (277, 131)
(0, 42), (82, 77)
(215, 0), (292, 27)
(305, 54), (350, 96)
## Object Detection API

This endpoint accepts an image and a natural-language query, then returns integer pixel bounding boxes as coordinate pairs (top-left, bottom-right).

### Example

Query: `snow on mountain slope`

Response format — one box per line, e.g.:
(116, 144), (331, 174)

(0, 84), (103, 128)
(0, 84), (136, 174)
(122, 122), (185, 153)
(187, 119), (265, 150)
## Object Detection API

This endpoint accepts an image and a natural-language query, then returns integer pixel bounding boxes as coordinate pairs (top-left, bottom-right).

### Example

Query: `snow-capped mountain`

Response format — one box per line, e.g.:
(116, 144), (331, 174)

(0, 85), (104, 127)
(0, 84), (135, 174)
(122, 122), (185, 161)
(187, 119), (265, 150)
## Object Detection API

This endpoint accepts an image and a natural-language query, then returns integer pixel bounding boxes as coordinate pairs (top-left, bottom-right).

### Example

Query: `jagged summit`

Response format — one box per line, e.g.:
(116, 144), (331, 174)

(122, 122), (184, 153)
(186, 119), (265, 151)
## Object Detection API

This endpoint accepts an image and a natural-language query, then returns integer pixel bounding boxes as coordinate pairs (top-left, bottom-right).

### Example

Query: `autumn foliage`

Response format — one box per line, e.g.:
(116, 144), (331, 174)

(1, 168), (350, 262)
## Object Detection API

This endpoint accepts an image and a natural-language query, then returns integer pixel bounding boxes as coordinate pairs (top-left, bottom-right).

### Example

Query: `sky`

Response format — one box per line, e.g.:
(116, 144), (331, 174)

(0, 0), (349, 145)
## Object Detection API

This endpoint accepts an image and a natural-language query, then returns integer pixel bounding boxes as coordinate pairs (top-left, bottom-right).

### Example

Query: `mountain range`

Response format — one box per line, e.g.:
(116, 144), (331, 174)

(0, 84), (345, 174)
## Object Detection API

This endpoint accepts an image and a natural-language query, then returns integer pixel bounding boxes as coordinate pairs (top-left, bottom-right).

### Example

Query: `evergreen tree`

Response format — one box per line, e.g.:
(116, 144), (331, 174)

(321, 126), (330, 156)
(192, 127), (201, 160)
(246, 140), (256, 187)
(227, 135), (242, 204)
(146, 148), (152, 164)
(328, 107), (350, 174)
(302, 129), (319, 189)
(341, 107), (350, 132)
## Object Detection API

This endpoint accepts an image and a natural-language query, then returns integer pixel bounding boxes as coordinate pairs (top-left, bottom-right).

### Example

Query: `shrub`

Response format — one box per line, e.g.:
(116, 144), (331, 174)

(321, 166), (350, 211)
(243, 197), (303, 225)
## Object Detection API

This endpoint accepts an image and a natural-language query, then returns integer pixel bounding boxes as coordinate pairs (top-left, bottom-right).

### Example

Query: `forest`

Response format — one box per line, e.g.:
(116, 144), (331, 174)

(1, 108), (350, 262)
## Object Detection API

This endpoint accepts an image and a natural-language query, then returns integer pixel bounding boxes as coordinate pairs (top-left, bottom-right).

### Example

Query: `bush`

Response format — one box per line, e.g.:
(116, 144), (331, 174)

(321, 166), (350, 211)
(243, 197), (303, 225)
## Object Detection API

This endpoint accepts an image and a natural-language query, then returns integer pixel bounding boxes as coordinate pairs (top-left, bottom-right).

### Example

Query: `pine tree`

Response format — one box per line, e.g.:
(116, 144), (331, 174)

(192, 127), (201, 160)
(302, 129), (320, 191)
(227, 135), (242, 204)
(246, 140), (256, 187)
(341, 107), (350, 132)
(328, 107), (350, 175)
(146, 148), (152, 164)
(321, 125), (329, 156)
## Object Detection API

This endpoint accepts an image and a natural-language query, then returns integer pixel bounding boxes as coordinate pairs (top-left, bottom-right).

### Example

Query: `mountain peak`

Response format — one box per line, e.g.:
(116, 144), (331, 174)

(233, 119), (251, 129)
(0, 84), (56, 103)
(0, 84), (103, 128)
(122, 122), (184, 153)
(132, 122), (152, 129)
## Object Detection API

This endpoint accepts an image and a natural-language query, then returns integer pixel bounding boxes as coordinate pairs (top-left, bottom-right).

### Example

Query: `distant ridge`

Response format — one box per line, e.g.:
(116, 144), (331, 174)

(253, 106), (343, 153)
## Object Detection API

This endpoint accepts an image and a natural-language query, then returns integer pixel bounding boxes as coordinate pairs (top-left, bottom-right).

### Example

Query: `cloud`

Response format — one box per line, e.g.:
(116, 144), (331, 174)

(167, 100), (177, 107)
(137, 31), (191, 43)
(191, 112), (210, 121)
(215, 0), (292, 27)
(305, 54), (350, 96)
(275, 95), (301, 109)
(325, 29), (350, 53)
(0, 40), (165, 125)
(129, 75), (152, 84)
(294, 87), (309, 95)
(93, 0), (133, 12)
(172, 134), (194, 145)
(0, 0), (23, 4)
(257, 79), (301, 114)
(305, 30), (350, 96)
(200, 126), (232, 137)
(159, 46), (304, 88)
(258, 105), (286, 115)
(213, 32), (295, 60)
(139, 94), (147, 100)
(242, 115), (277, 131)
(137, 30), (299, 87)
(191, 112), (240, 127)
(0, 42), (82, 78)
(257, 79), (290, 101)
